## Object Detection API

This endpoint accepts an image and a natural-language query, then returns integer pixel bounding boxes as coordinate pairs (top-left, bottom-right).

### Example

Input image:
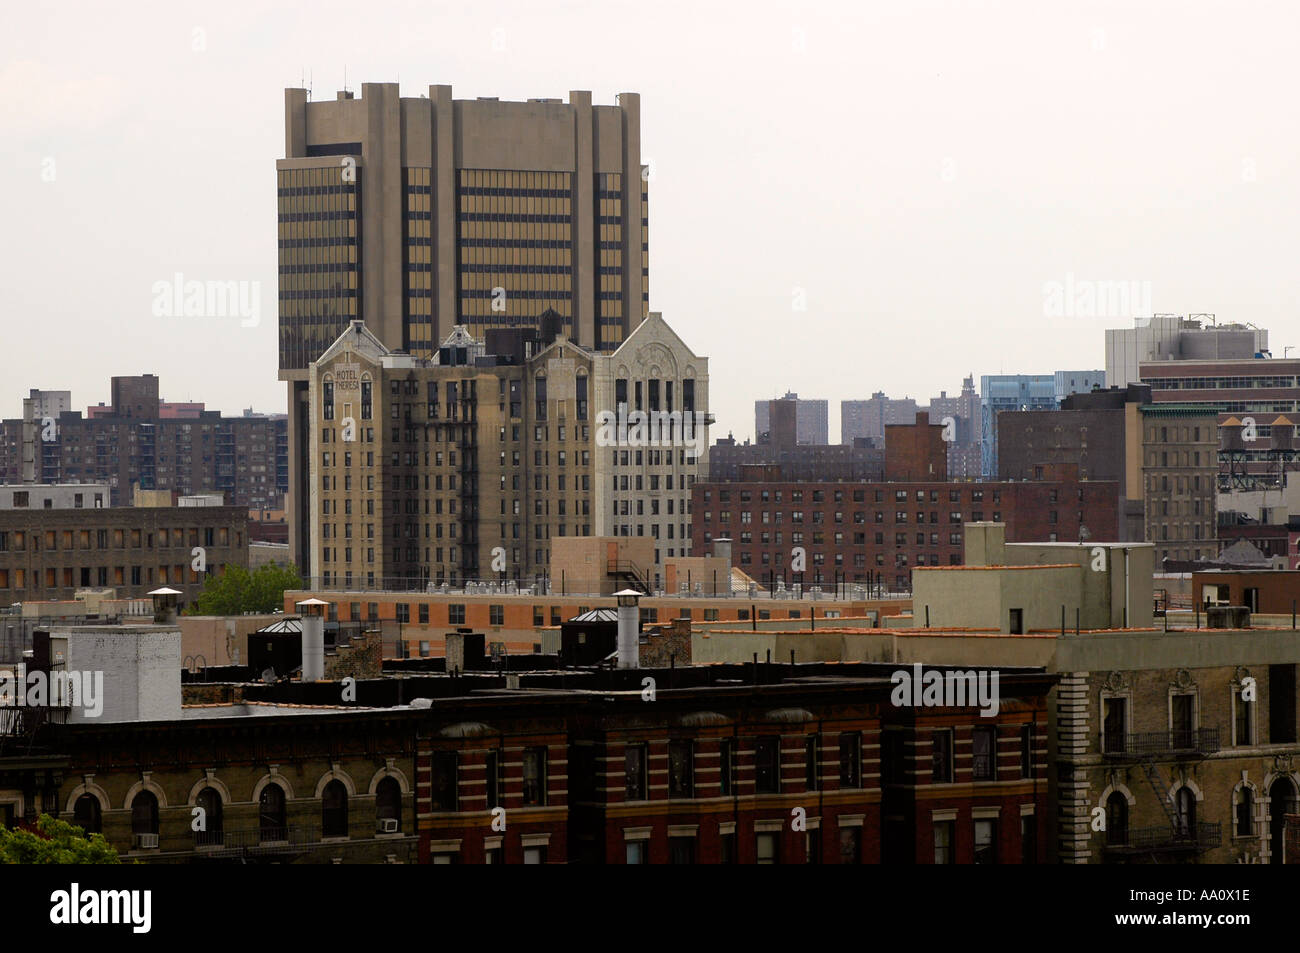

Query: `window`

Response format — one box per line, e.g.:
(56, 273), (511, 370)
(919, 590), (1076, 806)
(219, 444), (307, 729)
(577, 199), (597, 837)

(626, 841), (646, 864)
(1233, 687), (1253, 746)
(805, 736), (819, 791)
(322, 780), (348, 838)
(755, 737), (780, 794)
(1174, 788), (1196, 837)
(448, 604), (466, 625)
(1021, 815), (1037, 864)
(839, 827), (861, 864)
(972, 726), (996, 781)
(973, 819), (997, 864)
(131, 790), (159, 840)
(625, 744), (647, 801)
(1020, 724), (1033, 778)
(932, 729), (953, 783)
(756, 833), (779, 864)
(73, 794), (102, 834)
(933, 820), (954, 864)
(258, 784), (287, 842)
(1171, 694), (1196, 747)
(1103, 696), (1127, 754)
(522, 747), (546, 806)
(523, 846), (546, 864)
(1106, 792), (1129, 846)
(490, 604), (504, 626)
(431, 752), (458, 811)
(1236, 788), (1254, 838)
(669, 740), (694, 798)
(485, 750), (502, 810)
(376, 777), (402, 832)
(669, 837), (696, 864)
(719, 739), (734, 795)
(839, 732), (861, 788)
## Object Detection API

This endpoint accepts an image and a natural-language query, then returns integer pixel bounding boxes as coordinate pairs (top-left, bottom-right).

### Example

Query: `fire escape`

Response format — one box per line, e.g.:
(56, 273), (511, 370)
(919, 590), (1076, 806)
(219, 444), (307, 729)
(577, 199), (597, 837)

(1103, 727), (1222, 859)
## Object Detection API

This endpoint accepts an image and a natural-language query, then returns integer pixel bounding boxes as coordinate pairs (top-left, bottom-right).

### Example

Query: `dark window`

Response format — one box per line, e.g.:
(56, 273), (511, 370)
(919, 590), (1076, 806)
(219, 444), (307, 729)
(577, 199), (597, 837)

(490, 604), (504, 626)
(932, 729), (953, 783)
(1172, 694), (1195, 747)
(805, 736), (819, 791)
(431, 752), (458, 811)
(719, 739), (734, 796)
(258, 784), (286, 842)
(1103, 696), (1127, 753)
(485, 750), (501, 810)
(933, 821), (954, 864)
(1020, 815), (1037, 863)
(376, 776), (402, 832)
(839, 732), (861, 788)
(625, 744), (647, 801)
(669, 837), (695, 864)
(668, 740), (694, 798)
(322, 780), (348, 838)
(1236, 788), (1254, 838)
(195, 787), (223, 846)
(973, 819), (997, 864)
(522, 747), (546, 806)
(972, 726), (996, 781)
(840, 827), (861, 864)
(720, 832), (736, 863)
(1175, 788), (1196, 837)
(448, 604), (466, 625)
(131, 790), (159, 837)
(755, 737), (780, 794)
(1020, 724), (1033, 778)
(73, 794), (101, 834)
(1269, 665), (1297, 743)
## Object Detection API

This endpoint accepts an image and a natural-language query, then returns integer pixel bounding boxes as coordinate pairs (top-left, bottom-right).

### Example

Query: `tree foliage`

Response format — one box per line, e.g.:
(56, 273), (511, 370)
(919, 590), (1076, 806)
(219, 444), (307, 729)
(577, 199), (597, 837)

(0, 814), (121, 864)
(187, 561), (304, 616)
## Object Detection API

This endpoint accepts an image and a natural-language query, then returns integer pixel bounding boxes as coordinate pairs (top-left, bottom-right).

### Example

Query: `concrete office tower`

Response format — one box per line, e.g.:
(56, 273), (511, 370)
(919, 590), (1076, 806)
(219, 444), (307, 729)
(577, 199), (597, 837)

(755, 393), (829, 445)
(1106, 315), (1268, 389)
(280, 84), (649, 569)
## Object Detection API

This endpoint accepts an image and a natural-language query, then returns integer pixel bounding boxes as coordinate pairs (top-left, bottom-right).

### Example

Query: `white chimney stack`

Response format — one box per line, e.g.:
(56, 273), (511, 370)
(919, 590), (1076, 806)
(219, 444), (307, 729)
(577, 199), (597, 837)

(614, 589), (641, 669)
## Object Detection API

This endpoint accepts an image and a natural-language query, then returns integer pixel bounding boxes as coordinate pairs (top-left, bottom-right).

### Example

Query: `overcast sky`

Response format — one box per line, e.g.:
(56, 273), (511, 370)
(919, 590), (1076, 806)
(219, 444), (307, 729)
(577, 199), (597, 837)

(4, 0), (1298, 441)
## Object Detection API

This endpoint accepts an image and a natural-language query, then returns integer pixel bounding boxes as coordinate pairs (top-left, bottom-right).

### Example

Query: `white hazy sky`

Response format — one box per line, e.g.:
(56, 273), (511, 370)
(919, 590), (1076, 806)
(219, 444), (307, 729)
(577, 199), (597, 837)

(4, 0), (1299, 441)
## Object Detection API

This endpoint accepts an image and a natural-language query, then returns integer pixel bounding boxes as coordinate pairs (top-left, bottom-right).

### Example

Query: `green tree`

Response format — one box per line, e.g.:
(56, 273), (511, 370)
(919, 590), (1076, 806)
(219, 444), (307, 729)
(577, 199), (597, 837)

(187, 561), (304, 616)
(0, 814), (121, 864)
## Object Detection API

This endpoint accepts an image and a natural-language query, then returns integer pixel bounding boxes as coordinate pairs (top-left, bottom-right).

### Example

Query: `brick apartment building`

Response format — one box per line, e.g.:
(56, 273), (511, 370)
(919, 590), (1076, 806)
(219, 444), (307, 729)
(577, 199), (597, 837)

(691, 414), (1119, 591)
(997, 385), (1219, 564)
(409, 662), (1054, 864)
(0, 504), (248, 603)
(0, 374), (288, 509)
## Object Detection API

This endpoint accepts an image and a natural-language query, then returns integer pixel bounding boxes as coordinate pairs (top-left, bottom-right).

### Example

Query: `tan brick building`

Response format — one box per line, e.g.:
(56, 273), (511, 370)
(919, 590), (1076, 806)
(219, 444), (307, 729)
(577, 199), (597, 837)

(307, 313), (707, 589)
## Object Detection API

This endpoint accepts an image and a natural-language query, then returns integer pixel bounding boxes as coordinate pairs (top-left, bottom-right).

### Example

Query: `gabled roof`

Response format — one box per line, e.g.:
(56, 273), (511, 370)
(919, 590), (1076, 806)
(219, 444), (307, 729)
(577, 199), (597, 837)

(315, 320), (389, 366)
(612, 312), (704, 362)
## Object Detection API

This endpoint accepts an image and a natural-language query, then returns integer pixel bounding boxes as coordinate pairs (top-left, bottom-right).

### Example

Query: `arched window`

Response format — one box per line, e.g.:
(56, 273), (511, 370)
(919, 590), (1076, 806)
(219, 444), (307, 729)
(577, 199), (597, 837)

(1236, 788), (1254, 838)
(375, 777), (402, 833)
(131, 791), (159, 836)
(73, 794), (101, 834)
(259, 783), (287, 842)
(195, 787), (223, 847)
(322, 780), (348, 839)
(1105, 792), (1129, 846)
(1175, 788), (1196, 838)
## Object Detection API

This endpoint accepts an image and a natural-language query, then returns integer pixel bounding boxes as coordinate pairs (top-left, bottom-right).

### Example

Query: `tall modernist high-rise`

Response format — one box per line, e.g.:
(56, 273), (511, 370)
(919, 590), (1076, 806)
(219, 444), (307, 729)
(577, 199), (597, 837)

(278, 83), (650, 571)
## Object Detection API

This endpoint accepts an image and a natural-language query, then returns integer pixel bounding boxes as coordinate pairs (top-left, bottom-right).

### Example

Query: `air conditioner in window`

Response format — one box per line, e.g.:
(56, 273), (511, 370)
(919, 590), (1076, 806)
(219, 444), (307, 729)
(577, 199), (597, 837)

(134, 833), (159, 849)
(377, 818), (399, 834)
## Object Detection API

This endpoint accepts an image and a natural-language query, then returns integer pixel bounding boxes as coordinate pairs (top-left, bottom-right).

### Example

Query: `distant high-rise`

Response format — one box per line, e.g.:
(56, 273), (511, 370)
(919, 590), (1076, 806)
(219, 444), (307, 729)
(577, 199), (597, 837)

(840, 393), (919, 445)
(755, 392), (828, 445)
(279, 83), (650, 570)
(1106, 315), (1268, 388)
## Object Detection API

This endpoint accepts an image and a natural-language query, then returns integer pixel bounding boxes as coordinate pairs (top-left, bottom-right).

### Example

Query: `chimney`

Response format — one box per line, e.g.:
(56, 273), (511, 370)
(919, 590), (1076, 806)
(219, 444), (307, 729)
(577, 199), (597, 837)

(148, 587), (181, 625)
(297, 599), (328, 681)
(614, 590), (641, 669)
